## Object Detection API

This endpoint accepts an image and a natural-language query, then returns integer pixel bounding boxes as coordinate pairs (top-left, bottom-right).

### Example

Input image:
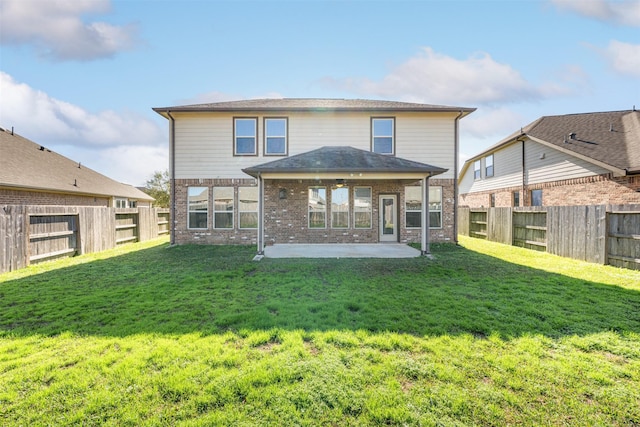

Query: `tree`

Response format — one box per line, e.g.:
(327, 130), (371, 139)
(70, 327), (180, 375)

(144, 170), (170, 208)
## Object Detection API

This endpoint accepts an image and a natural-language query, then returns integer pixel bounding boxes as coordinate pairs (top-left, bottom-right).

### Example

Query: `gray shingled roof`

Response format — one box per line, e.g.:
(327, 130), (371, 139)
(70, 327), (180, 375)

(242, 146), (447, 177)
(154, 98), (475, 115)
(0, 128), (154, 201)
(463, 110), (640, 174)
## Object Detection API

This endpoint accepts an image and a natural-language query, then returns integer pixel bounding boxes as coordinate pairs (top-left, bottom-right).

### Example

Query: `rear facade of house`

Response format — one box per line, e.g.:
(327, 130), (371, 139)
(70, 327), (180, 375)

(459, 110), (640, 208)
(154, 99), (474, 251)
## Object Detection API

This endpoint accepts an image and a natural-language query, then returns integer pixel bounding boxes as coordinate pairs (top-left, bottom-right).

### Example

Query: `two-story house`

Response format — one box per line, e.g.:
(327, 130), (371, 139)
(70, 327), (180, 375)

(153, 99), (475, 254)
(459, 110), (640, 208)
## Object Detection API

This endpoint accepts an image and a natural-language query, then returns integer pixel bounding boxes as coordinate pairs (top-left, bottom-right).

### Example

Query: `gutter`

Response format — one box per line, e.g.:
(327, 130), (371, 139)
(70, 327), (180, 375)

(453, 109), (464, 244)
(167, 111), (176, 245)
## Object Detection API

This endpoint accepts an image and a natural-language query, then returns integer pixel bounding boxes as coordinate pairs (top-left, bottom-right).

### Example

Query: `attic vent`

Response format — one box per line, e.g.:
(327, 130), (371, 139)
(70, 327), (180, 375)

(569, 132), (577, 140)
(610, 123), (614, 132)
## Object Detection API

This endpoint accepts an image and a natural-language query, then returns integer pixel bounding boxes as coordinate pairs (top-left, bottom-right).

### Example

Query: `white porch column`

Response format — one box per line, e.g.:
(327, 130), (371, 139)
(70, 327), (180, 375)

(421, 175), (431, 255)
(257, 174), (265, 255)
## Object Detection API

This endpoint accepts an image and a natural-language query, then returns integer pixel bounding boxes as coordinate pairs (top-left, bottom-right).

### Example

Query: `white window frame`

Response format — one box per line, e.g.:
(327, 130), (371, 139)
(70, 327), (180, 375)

(474, 160), (481, 180)
(115, 198), (127, 208)
(405, 186), (422, 229)
(234, 117), (257, 156)
(404, 185), (443, 229)
(238, 187), (258, 229)
(264, 117), (288, 156)
(308, 187), (327, 229)
(485, 154), (494, 177)
(213, 187), (234, 229)
(371, 117), (395, 155)
(353, 186), (372, 229)
(331, 186), (349, 229)
(187, 187), (208, 230)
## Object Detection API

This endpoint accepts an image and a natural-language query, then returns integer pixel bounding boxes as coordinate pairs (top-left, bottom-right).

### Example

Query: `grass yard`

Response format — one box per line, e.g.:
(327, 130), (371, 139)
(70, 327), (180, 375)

(1, 236), (639, 426)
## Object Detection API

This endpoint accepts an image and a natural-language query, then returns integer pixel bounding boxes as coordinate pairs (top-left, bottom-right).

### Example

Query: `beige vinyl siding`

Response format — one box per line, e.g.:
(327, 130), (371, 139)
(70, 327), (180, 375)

(396, 113), (457, 180)
(525, 142), (610, 185)
(174, 111), (458, 179)
(459, 142), (523, 194)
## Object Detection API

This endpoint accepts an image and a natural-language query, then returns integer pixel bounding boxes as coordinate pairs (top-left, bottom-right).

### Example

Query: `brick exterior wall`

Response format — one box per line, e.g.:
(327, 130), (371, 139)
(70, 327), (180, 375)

(0, 188), (110, 206)
(173, 178), (456, 246)
(459, 174), (640, 208)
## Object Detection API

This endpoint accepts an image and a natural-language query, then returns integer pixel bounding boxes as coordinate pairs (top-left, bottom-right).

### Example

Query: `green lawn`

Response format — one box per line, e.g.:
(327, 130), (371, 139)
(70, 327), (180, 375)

(1, 236), (639, 426)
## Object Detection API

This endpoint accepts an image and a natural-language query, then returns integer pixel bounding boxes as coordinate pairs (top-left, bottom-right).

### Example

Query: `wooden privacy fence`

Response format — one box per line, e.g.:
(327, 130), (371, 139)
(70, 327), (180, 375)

(1, 205), (170, 274)
(458, 205), (640, 270)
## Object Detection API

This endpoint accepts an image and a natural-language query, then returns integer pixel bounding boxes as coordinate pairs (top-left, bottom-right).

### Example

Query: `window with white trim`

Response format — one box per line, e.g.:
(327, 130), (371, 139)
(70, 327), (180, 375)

(474, 160), (481, 180)
(238, 187), (258, 229)
(213, 187), (234, 229)
(354, 187), (372, 228)
(188, 187), (208, 229)
(308, 187), (326, 228)
(331, 187), (349, 229)
(264, 118), (287, 155)
(404, 186), (442, 229)
(115, 198), (127, 208)
(485, 154), (494, 177)
(234, 118), (257, 155)
(372, 118), (394, 155)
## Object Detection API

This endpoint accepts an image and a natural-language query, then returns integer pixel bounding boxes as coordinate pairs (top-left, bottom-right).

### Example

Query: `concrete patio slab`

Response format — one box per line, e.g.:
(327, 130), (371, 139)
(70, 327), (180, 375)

(263, 243), (421, 259)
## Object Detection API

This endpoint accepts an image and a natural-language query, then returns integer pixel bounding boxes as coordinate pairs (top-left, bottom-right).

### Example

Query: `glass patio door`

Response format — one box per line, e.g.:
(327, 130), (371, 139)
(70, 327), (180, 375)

(379, 194), (397, 242)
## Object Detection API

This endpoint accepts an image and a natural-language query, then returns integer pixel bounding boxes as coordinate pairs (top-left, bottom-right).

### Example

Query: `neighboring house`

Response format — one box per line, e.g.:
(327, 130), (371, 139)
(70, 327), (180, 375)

(0, 127), (154, 207)
(153, 98), (475, 253)
(459, 110), (640, 208)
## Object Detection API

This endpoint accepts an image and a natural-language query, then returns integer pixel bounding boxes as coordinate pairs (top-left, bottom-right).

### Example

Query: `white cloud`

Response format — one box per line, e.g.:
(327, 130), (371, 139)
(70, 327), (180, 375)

(0, 0), (138, 61)
(602, 40), (640, 77)
(322, 47), (568, 106)
(551, 0), (640, 26)
(0, 72), (167, 185)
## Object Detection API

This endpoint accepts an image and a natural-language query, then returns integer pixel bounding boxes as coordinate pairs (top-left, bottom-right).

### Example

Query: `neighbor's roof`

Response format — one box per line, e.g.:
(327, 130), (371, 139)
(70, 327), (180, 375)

(242, 146), (448, 177)
(461, 110), (640, 177)
(154, 98), (475, 116)
(0, 128), (154, 201)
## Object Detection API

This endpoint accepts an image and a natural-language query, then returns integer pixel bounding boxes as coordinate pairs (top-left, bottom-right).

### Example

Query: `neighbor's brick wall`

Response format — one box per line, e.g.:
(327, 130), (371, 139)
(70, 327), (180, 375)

(173, 178), (456, 245)
(0, 188), (110, 206)
(459, 174), (640, 208)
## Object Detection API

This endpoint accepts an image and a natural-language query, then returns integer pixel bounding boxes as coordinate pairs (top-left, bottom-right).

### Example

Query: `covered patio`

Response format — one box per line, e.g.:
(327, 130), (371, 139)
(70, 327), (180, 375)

(242, 146), (448, 256)
(263, 243), (421, 259)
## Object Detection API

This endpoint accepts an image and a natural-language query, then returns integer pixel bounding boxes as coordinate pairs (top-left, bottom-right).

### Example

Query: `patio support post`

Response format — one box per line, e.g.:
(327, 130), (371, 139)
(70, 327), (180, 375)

(257, 174), (265, 255)
(421, 175), (431, 255)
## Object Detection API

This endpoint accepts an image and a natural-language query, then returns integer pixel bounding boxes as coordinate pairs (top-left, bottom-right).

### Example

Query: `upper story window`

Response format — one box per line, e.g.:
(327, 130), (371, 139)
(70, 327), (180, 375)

(234, 118), (257, 155)
(485, 154), (494, 177)
(371, 118), (394, 155)
(264, 118), (288, 156)
(115, 198), (127, 208)
(473, 160), (481, 180)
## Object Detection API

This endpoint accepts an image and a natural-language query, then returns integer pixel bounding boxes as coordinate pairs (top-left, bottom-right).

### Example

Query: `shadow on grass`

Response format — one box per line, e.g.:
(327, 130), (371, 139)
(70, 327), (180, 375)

(1, 242), (638, 339)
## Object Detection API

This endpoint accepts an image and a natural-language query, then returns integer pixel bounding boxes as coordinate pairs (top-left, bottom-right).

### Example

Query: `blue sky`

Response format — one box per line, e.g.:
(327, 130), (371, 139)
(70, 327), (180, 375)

(1, 0), (639, 186)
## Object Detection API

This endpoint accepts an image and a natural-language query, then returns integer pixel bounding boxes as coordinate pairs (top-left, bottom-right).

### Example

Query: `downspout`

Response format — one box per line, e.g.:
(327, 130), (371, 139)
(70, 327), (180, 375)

(521, 137), (526, 207)
(167, 111), (176, 245)
(453, 110), (464, 244)
(257, 172), (264, 255)
(421, 175), (431, 255)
